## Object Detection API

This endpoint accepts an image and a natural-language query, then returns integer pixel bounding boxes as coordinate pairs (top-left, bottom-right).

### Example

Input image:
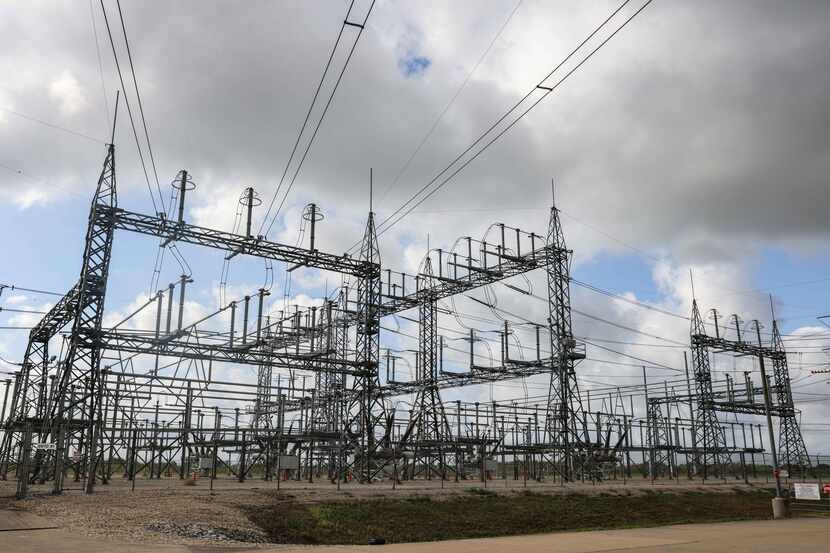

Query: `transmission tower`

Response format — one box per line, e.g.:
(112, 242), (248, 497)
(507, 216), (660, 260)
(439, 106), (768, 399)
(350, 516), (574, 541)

(404, 254), (452, 478)
(544, 196), (588, 480)
(39, 144), (118, 496)
(770, 321), (811, 474)
(689, 300), (732, 478)
(346, 209), (388, 481)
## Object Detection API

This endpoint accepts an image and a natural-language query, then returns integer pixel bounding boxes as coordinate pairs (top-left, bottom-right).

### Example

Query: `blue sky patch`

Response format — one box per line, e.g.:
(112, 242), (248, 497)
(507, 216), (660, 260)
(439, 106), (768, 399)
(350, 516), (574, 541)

(398, 54), (431, 77)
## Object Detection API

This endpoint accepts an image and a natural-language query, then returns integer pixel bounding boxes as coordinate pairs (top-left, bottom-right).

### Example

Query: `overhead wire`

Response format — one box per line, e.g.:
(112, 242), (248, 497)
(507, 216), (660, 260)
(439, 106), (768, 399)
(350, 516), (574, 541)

(0, 107), (106, 144)
(376, 0), (524, 206)
(257, 0), (353, 234)
(260, 0), (377, 238)
(89, 0), (111, 130)
(352, 0), (654, 251)
(111, 0), (191, 279)
(98, 0), (159, 213)
(0, 283), (64, 297)
(114, 0), (165, 204)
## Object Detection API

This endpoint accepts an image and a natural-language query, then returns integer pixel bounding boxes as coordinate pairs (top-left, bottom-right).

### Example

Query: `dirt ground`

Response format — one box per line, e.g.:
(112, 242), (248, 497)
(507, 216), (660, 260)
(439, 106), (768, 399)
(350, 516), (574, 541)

(0, 476), (787, 547)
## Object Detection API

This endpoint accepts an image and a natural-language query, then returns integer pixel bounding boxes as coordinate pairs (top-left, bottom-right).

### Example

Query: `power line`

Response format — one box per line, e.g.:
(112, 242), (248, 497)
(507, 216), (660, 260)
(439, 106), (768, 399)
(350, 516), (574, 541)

(559, 209), (661, 263)
(0, 354), (22, 367)
(376, 0), (524, 207)
(570, 277), (687, 320)
(496, 285), (687, 346)
(259, 0), (377, 238)
(362, 0), (654, 248)
(0, 107), (106, 144)
(582, 338), (680, 372)
(111, 0), (191, 278)
(258, 0), (354, 234)
(115, 0), (165, 205)
(0, 162), (41, 183)
(98, 0), (159, 213)
(459, 291), (684, 370)
(89, 0), (111, 130)
(0, 307), (48, 315)
(0, 283), (64, 297)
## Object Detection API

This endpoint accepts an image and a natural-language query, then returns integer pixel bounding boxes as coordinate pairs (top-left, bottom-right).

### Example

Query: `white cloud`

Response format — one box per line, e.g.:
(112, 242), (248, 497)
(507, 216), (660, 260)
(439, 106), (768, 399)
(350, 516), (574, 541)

(48, 70), (88, 116)
(11, 187), (47, 210)
(3, 294), (28, 305)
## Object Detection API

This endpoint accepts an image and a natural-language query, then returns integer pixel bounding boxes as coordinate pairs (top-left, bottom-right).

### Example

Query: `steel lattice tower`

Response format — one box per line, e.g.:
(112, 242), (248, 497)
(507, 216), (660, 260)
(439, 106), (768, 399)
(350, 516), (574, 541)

(252, 318), (274, 435)
(0, 322), (52, 481)
(347, 210), (387, 481)
(308, 296), (348, 478)
(646, 398), (676, 478)
(25, 144), (118, 496)
(770, 321), (811, 474)
(404, 255), (452, 478)
(689, 300), (730, 478)
(544, 199), (588, 480)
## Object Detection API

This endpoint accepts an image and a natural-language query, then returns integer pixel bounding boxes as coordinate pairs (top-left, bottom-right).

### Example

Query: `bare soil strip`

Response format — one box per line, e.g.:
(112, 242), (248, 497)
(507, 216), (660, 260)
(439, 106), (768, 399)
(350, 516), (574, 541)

(0, 479), (775, 546)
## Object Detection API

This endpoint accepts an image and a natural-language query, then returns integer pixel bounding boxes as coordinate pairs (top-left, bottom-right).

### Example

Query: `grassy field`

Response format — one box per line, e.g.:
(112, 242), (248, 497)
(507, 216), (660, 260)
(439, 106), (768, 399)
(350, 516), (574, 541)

(245, 488), (775, 544)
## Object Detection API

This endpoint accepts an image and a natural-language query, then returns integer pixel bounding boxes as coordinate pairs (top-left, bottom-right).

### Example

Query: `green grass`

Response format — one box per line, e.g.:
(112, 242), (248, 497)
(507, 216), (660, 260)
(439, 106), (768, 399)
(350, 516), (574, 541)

(244, 489), (775, 544)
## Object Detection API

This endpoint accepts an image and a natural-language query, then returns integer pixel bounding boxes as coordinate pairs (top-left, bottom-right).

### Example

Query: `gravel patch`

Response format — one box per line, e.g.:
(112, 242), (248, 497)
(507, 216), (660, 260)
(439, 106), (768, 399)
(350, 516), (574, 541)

(146, 520), (268, 542)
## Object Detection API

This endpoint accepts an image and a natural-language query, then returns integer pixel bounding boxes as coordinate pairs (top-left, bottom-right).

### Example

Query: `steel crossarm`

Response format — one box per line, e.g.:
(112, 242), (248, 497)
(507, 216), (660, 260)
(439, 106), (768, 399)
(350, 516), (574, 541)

(105, 206), (374, 277)
(691, 333), (785, 361)
(382, 356), (556, 396)
(96, 329), (370, 376)
(378, 245), (554, 316)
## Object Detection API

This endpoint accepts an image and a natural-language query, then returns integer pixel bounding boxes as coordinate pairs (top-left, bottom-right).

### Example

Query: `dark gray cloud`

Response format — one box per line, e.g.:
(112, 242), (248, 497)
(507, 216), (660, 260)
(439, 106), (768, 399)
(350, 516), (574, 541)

(3, 1), (829, 265)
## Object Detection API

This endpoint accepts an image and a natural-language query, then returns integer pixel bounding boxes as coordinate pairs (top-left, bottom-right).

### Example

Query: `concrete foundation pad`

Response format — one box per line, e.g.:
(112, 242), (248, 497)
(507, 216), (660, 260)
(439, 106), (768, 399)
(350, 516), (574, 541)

(772, 497), (790, 519)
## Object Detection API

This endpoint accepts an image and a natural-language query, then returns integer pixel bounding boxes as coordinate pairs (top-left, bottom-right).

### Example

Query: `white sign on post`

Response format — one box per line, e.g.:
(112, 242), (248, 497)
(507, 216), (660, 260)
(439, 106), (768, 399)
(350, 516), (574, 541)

(32, 442), (56, 451)
(794, 483), (821, 501)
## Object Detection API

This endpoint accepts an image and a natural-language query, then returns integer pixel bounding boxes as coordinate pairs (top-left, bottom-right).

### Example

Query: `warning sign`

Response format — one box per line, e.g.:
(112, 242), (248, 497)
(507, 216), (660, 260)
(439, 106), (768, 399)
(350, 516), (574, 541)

(794, 483), (821, 501)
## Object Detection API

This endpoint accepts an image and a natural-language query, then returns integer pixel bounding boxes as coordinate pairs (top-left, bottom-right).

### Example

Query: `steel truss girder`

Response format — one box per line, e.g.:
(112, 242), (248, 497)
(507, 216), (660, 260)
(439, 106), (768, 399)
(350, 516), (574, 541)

(383, 356), (557, 396)
(378, 246), (551, 315)
(95, 330), (369, 376)
(106, 206), (373, 277)
(650, 390), (789, 417)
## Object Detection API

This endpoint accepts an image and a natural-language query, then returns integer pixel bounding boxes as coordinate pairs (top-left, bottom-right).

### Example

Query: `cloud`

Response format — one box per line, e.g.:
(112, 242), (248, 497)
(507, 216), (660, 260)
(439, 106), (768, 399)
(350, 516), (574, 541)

(2, 294), (29, 305)
(12, 187), (47, 210)
(48, 70), (88, 116)
(3, 0), (828, 262)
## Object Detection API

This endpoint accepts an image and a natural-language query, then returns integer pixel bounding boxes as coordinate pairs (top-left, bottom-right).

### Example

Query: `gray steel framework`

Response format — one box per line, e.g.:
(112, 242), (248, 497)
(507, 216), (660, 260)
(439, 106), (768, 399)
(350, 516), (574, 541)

(0, 145), (812, 496)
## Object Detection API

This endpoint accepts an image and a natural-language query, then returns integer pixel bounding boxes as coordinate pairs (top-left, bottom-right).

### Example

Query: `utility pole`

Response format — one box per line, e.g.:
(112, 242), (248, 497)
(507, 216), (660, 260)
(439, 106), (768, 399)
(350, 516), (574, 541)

(754, 320), (786, 517)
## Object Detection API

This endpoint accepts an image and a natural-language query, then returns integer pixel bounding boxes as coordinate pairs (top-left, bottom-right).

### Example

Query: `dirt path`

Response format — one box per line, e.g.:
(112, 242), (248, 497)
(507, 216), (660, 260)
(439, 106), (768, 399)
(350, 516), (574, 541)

(1, 518), (828, 553)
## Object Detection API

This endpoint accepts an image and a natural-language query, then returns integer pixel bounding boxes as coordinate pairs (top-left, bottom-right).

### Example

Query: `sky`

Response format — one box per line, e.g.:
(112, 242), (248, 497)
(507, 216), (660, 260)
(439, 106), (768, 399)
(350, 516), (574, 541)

(1, 0), (830, 453)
